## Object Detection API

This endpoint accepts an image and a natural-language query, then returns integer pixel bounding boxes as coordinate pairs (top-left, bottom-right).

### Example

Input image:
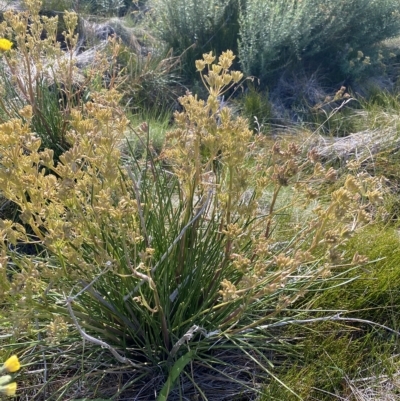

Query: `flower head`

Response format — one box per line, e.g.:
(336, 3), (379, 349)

(0, 375), (17, 396)
(0, 39), (12, 52)
(3, 355), (20, 373)
(195, 59), (206, 72)
(0, 381), (17, 396)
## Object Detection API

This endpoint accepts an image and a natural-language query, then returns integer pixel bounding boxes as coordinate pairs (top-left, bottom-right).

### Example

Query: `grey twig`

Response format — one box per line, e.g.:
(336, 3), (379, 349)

(200, 314), (400, 338)
(244, 314), (400, 337)
(65, 295), (146, 369)
(169, 325), (206, 359)
(72, 263), (112, 299)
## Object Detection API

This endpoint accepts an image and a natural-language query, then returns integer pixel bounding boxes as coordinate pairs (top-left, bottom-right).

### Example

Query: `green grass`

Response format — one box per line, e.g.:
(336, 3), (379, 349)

(262, 223), (400, 400)
(235, 83), (273, 133)
(124, 108), (173, 157)
(261, 323), (399, 401)
(308, 224), (400, 326)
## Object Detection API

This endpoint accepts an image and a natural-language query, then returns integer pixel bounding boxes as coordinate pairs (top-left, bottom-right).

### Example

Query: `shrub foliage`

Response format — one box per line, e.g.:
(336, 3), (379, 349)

(238, 0), (400, 83)
(150, 0), (240, 78)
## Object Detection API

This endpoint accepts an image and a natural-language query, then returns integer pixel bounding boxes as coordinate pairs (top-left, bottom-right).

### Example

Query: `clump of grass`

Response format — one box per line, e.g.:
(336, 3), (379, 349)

(307, 87), (360, 137)
(261, 324), (398, 401)
(124, 107), (172, 158)
(236, 82), (273, 133)
(310, 224), (400, 326)
(118, 47), (182, 114)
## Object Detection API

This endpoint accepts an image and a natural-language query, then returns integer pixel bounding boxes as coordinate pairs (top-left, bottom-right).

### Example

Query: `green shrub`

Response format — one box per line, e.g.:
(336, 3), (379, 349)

(150, 0), (240, 79)
(239, 0), (400, 85)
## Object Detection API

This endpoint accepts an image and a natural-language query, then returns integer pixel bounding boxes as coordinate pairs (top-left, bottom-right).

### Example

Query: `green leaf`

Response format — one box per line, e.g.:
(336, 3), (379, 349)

(157, 351), (195, 401)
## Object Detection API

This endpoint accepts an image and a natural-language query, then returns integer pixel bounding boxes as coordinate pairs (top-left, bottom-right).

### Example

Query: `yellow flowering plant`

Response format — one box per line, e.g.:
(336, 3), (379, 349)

(0, 22), (386, 397)
(0, 0), (123, 160)
(0, 355), (20, 397)
(1, 50), (385, 399)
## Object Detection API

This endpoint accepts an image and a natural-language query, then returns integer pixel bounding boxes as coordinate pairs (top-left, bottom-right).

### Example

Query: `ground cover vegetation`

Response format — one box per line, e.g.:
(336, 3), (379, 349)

(1, 0), (400, 400)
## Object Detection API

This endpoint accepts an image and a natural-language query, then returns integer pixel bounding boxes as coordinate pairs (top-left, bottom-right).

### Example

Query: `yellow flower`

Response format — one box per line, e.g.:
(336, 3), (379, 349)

(3, 355), (20, 373)
(195, 59), (206, 72)
(0, 38), (12, 52)
(2, 382), (17, 396)
(231, 70), (243, 83)
(203, 51), (215, 65)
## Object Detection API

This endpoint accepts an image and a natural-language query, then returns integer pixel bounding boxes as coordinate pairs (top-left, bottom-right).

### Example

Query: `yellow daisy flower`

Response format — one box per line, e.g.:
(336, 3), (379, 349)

(0, 38), (13, 52)
(2, 382), (17, 396)
(3, 356), (20, 373)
